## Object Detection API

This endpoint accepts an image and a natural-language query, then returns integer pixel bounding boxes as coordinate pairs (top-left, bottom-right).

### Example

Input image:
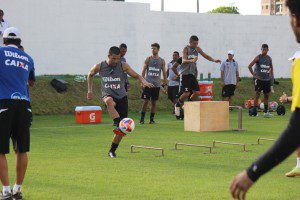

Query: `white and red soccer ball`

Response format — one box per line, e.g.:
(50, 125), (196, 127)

(119, 118), (135, 134)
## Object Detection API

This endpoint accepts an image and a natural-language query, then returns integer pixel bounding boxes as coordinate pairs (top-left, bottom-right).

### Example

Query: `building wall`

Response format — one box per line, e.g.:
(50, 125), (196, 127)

(261, 0), (288, 16)
(0, 0), (298, 78)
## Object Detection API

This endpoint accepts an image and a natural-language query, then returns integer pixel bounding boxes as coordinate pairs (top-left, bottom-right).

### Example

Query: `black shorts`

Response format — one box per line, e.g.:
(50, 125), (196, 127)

(141, 87), (160, 101)
(167, 86), (179, 101)
(113, 96), (128, 120)
(255, 79), (271, 94)
(180, 74), (199, 93)
(0, 99), (32, 154)
(222, 84), (236, 97)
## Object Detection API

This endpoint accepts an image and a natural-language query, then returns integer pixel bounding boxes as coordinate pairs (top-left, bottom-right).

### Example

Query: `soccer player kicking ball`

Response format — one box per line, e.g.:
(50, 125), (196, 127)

(87, 46), (153, 158)
(140, 43), (168, 124)
(173, 35), (221, 116)
(248, 44), (274, 118)
(230, 1), (300, 199)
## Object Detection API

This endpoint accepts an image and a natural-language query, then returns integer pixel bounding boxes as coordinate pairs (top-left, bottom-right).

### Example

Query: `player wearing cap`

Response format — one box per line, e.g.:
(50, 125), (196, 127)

(248, 44), (274, 118)
(140, 43), (168, 124)
(173, 35), (221, 117)
(87, 46), (153, 158)
(0, 27), (35, 200)
(220, 50), (240, 106)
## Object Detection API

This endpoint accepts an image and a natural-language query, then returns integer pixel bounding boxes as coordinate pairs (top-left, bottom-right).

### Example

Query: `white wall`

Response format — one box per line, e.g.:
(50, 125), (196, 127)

(0, 0), (299, 78)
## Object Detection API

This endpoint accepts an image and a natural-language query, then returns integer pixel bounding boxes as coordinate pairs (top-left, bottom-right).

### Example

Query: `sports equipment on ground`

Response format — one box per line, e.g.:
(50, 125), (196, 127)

(131, 145), (164, 156)
(175, 142), (212, 153)
(212, 140), (247, 152)
(257, 137), (275, 144)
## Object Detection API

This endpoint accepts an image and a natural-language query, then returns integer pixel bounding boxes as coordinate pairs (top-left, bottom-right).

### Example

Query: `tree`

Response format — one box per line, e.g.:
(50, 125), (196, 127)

(210, 6), (240, 14)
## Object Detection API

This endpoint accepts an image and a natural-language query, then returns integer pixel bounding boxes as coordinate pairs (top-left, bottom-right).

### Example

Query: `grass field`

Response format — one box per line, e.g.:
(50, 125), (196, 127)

(5, 111), (300, 199)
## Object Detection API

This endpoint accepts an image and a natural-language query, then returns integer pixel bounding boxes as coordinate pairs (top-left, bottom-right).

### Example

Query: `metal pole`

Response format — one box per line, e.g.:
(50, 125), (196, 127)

(161, 0), (164, 11)
(197, 0), (199, 13)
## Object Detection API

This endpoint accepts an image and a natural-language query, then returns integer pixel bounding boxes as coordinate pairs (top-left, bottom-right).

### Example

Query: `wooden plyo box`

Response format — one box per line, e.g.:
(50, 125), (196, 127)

(184, 101), (229, 132)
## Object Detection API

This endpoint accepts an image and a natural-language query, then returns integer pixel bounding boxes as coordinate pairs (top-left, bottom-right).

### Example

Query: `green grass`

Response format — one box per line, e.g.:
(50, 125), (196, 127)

(5, 111), (300, 199)
(30, 75), (292, 115)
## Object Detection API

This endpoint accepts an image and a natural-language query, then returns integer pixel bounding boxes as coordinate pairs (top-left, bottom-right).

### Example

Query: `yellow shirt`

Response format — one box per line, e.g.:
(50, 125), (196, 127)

(292, 58), (300, 111)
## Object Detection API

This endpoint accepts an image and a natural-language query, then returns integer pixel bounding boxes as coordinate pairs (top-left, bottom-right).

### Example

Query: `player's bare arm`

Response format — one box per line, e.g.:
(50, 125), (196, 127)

(171, 62), (180, 77)
(161, 59), (168, 86)
(248, 56), (259, 78)
(221, 71), (225, 86)
(236, 70), (240, 87)
(197, 47), (221, 63)
(269, 57), (274, 79)
(122, 62), (154, 88)
(87, 63), (101, 100)
(182, 47), (197, 64)
(280, 92), (293, 103)
(141, 57), (150, 78)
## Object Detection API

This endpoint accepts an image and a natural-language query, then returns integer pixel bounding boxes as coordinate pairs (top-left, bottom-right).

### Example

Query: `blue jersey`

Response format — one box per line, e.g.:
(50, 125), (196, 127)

(0, 45), (35, 102)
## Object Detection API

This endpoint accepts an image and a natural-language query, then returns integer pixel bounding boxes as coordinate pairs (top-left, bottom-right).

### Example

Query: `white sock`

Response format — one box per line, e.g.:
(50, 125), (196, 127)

(297, 157), (300, 168)
(12, 184), (22, 195)
(2, 186), (11, 194)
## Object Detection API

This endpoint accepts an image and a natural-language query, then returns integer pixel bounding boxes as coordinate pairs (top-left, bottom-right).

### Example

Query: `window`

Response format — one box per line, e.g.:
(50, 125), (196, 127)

(266, 5), (269, 9)
(276, 4), (282, 13)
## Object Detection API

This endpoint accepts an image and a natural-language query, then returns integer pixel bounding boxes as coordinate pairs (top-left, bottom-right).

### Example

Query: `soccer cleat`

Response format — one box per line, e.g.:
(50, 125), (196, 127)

(149, 120), (155, 124)
(139, 120), (145, 125)
(285, 167), (300, 177)
(263, 112), (273, 118)
(0, 192), (12, 200)
(108, 151), (117, 158)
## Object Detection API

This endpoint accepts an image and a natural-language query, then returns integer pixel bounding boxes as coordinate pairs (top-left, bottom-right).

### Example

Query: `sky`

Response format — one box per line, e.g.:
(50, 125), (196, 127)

(125, 0), (261, 15)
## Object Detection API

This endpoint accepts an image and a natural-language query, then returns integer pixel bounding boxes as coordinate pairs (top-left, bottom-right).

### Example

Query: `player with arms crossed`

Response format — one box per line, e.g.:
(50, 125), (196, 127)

(87, 46), (153, 158)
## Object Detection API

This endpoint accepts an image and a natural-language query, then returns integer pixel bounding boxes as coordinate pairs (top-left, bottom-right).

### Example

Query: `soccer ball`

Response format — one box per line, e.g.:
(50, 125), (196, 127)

(269, 101), (279, 111)
(119, 118), (135, 134)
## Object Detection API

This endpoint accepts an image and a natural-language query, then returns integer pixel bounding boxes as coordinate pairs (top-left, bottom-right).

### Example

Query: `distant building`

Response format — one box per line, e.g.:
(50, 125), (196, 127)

(261, 0), (288, 15)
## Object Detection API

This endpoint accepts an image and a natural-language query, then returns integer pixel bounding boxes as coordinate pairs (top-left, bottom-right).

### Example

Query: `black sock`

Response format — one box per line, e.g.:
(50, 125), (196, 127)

(150, 113), (155, 121)
(264, 104), (268, 113)
(176, 100), (183, 107)
(110, 142), (119, 153)
(141, 112), (146, 121)
(113, 117), (121, 126)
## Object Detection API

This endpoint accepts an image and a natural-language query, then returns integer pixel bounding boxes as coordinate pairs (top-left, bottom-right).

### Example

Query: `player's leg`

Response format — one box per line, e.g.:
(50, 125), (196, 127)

(190, 90), (199, 101)
(263, 93), (269, 113)
(0, 155), (10, 197)
(254, 89), (261, 115)
(140, 87), (151, 124)
(11, 101), (32, 199)
(150, 100), (157, 124)
(109, 97), (128, 158)
(149, 87), (160, 124)
(104, 96), (120, 126)
(0, 101), (14, 199)
(175, 75), (190, 115)
(140, 99), (149, 124)
(189, 75), (200, 101)
(286, 148), (300, 177)
(263, 81), (272, 117)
